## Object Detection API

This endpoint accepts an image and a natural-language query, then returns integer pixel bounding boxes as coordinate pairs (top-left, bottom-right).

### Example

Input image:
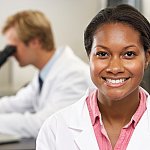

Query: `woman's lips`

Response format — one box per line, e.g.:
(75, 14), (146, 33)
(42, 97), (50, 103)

(102, 77), (130, 87)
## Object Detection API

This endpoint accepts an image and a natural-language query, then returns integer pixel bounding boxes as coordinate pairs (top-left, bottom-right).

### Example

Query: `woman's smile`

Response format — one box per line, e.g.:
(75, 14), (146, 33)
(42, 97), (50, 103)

(102, 77), (130, 88)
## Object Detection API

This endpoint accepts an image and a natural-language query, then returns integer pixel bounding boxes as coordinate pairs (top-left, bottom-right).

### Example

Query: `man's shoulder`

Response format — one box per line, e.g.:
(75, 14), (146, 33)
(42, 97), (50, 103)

(58, 46), (88, 67)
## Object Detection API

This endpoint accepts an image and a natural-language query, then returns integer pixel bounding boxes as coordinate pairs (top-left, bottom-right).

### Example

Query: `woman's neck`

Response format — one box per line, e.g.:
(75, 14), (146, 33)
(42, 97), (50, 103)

(97, 88), (140, 126)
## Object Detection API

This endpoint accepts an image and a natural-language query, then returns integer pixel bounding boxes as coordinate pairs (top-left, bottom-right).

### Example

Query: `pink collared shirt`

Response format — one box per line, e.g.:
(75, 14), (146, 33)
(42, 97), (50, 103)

(86, 88), (147, 150)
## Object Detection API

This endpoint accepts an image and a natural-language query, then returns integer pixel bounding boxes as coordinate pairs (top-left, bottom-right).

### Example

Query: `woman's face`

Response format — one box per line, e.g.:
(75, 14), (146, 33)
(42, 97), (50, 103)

(89, 23), (150, 102)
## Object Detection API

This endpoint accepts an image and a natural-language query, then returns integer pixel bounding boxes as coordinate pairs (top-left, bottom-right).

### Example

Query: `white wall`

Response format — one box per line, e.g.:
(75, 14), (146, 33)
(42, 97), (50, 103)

(142, 0), (150, 19)
(0, 0), (106, 95)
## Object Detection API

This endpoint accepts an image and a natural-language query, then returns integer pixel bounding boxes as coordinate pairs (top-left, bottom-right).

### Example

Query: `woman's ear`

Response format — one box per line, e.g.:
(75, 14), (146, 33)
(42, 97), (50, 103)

(145, 49), (150, 69)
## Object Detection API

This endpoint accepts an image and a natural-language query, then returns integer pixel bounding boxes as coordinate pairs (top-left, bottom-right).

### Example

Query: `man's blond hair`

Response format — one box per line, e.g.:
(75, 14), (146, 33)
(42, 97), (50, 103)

(2, 10), (55, 51)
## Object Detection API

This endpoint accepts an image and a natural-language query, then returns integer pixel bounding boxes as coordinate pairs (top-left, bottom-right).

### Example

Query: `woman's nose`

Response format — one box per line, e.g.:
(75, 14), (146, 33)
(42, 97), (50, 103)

(106, 57), (124, 74)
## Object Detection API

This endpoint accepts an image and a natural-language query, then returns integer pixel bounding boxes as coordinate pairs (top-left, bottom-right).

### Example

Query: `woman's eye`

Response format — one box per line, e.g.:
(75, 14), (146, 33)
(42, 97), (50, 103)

(96, 51), (108, 58)
(124, 51), (136, 58)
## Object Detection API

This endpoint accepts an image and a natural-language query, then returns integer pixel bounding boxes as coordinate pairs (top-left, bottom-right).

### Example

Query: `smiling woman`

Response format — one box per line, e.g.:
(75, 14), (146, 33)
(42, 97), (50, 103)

(89, 23), (146, 102)
(36, 4), (150, 150)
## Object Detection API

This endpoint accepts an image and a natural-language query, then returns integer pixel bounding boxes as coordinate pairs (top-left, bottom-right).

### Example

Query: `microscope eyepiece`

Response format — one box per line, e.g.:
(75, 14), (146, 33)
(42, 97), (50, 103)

(0, 45), (16, 67)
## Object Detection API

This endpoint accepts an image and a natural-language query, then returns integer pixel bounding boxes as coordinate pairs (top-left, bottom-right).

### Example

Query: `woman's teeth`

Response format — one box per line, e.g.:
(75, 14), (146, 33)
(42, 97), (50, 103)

(106, 78), (126, 84)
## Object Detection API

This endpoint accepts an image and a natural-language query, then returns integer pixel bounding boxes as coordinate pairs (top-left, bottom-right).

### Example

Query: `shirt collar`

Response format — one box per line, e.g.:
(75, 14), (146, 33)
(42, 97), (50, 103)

(87, 87), (147, 127)
(131, 88), (147, 128)
(86, 89), (100, 125)
(40, 47), (63, 81)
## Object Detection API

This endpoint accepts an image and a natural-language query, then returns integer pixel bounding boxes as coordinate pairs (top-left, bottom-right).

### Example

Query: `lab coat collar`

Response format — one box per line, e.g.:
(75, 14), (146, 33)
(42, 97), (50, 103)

(127, 94), (150, 149)
(65, 88), (99, 150)
(66, 88), (95, 129)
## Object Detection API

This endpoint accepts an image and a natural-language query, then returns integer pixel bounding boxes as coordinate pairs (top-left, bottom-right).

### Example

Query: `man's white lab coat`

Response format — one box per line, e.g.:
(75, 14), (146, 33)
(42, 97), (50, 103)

(0, 46), (91, 138)
(36, 88), (150, 150)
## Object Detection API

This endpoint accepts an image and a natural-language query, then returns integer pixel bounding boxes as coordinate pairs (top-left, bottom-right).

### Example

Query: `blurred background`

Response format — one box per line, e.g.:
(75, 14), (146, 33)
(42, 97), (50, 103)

(0, 0), (149, 95)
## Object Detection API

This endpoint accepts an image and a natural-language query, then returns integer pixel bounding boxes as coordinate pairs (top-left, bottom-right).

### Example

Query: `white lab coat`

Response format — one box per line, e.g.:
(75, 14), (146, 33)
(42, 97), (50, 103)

(0, 46), (92, 138)
(36, 88), (150, 150)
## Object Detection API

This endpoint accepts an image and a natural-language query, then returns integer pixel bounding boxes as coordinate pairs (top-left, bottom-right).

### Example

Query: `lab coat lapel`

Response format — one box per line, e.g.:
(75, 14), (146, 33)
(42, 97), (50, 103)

(66, 89), (99, 150)
(39, 47), (71, 102)
(74, 126), (99, 150)
(127, 96), (150, 150)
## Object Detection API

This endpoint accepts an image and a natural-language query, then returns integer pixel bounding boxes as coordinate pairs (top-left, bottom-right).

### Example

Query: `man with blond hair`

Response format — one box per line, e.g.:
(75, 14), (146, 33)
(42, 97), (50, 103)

(0, 10), (91, 138)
